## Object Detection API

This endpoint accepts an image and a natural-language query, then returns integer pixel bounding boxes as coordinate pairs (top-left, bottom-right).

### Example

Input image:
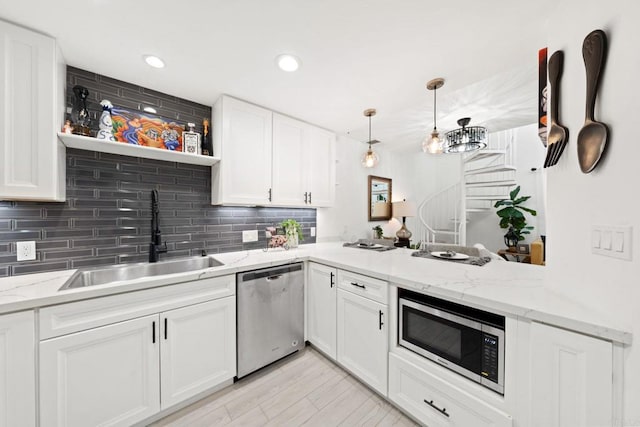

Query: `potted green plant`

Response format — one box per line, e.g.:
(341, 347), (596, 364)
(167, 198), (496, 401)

(281, 219), (303, 248)
(494, 186), (537, 251)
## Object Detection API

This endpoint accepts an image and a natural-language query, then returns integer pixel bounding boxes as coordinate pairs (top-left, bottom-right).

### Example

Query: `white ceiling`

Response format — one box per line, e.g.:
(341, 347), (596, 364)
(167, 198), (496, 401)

(0, 0), (553, 151)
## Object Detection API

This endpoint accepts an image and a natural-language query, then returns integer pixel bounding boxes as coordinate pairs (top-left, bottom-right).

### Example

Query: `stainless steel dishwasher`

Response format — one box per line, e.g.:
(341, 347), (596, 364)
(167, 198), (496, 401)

(236, 262), (304, 378)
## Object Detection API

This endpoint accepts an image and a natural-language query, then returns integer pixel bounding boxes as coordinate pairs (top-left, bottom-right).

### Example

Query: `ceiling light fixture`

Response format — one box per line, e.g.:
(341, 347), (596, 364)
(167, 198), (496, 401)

(443, 117), (487, 153)
(276, 54), (301, 72)
(361, 108), (380, 168)
(143, 55), (165, 69)
(422, 78), (445, 154)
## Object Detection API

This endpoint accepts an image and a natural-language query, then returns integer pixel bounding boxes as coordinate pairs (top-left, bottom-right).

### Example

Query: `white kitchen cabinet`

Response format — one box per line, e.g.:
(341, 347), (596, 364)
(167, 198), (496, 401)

(0, 19), (65, 201)
(272, 113), (307, 206)
(389, 353), (512, 427)
(529, 322), (613, 427)
(337, 288), (388, 395)
(160, 297), (235, 409)
(212, 95), (273, 205)
(39, 277), (237, 426)
(307, 262), (337, 359)
(272, 113), (336, 207)
(305, 125), (336, 207)
(212, 96), (335, 207)
(40, 314), (161, 427)
(0, 311), (36, 427)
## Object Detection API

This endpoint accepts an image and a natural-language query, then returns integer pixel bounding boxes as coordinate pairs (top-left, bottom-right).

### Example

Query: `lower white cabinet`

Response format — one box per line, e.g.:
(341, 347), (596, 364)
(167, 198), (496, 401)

(40, 314), (160, 427)
(0, 311), (36, 427)
(529, 322), (613, 427)
(160, 297), (236, 408)
(337, 288), (388, 395)
(389, 353), (512, 427)
(40, 297), (236, 427)
(306, 262), (337, 359)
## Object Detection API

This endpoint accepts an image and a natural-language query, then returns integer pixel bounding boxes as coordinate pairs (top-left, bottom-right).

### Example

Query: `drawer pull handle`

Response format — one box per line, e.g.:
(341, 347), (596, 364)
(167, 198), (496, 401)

(423, 399), (449, 418)
(350, 282), (366, 289)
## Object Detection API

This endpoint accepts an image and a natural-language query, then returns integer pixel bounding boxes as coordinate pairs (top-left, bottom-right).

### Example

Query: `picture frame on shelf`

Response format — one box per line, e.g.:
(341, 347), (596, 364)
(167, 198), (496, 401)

(518, 243), (530, 254)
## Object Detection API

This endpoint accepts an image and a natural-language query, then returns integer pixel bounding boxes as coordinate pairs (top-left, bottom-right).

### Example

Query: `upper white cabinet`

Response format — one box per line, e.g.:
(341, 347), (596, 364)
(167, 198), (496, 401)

(0, 20), (65, 201)
(212, 96), (273, 205)
(529, 322), (613, 427)
(0, 310), (36, 427)
(272, 113), (336, 207)
(212, 96), (335, 207)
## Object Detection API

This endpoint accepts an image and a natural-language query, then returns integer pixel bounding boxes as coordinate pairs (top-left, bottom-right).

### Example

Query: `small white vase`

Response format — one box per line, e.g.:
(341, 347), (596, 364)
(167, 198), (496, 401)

(287, 233), (299, 248)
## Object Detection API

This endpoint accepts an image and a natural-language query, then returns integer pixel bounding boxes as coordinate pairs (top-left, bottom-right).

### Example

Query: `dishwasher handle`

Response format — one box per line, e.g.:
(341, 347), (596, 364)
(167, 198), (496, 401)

(266, 275), (282, 281)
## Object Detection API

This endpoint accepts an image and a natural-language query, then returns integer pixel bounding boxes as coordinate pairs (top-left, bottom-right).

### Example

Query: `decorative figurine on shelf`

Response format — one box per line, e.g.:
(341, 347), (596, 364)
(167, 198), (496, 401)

(96, 100), (116, 141)
(61, 120), (74, 134)
(160, 122), (180, 150)
(71, 85), (91, 136)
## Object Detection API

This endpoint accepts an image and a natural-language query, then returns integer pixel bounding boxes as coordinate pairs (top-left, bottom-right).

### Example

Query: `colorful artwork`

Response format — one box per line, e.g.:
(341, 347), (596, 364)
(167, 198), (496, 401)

(111, 107), (183, 151)
(538, 48), (548, 147)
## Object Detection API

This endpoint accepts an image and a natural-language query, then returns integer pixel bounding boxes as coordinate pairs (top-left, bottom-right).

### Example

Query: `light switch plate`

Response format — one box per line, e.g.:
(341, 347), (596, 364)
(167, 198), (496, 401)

(592, 225), (632, 260)
(242, 230), (258, 243)
(17, 241), (36, 261)
(310, 227), (316, 237)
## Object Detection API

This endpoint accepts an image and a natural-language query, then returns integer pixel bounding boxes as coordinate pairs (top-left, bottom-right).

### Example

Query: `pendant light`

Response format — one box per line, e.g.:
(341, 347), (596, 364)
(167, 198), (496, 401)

(422, 78), (445, 154)
(443, 117), (487, 153)
(361, 108), (380, 168)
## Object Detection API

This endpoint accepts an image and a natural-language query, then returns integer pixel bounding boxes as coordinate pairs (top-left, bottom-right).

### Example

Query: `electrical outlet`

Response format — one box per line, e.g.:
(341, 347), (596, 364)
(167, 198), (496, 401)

(242, 230), (258, 243)
(17, 241), (36, 261)
(310, 227), (316, 237)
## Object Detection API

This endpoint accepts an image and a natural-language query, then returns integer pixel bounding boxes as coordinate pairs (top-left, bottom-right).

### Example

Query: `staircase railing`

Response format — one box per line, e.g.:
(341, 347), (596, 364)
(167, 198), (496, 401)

(416, 182), (462, 245)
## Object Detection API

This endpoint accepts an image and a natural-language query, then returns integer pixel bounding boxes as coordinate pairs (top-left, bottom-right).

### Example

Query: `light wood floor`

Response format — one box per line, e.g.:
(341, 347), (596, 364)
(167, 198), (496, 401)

(150, 347), (418, 426)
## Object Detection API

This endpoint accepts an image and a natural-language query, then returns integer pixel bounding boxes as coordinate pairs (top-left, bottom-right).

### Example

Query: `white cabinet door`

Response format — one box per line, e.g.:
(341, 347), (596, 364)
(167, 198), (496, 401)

(160, 297), (236, 409)
(0, 311), (35, 427)
(272, 113), (307, 206)
(307, 262), (337, 359)
(40, 315), (160, 427)
(0, 20), (65, 201)
(213, 96), (272, 205)
(306, 126), (336, 207)
(529, 322), (613, 427)
(337, 288), (388, 395)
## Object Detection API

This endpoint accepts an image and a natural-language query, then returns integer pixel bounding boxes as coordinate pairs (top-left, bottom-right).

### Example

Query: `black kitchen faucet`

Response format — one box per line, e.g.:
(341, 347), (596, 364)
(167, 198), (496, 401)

(149, 189), (167, 262)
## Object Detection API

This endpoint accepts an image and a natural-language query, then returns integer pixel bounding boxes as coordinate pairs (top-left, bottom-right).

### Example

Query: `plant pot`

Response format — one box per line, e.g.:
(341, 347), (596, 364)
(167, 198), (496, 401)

(287, 234), (299, 248)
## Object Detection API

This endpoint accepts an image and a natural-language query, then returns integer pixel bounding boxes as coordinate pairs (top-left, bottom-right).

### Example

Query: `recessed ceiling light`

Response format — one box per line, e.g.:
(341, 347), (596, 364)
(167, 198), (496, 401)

(276, 54), (300, 72)
(143, 55), (165, 69)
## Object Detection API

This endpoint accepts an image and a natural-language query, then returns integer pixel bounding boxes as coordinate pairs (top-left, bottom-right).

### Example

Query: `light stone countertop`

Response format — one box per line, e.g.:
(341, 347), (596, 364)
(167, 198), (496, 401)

(0, 242), (631, 344)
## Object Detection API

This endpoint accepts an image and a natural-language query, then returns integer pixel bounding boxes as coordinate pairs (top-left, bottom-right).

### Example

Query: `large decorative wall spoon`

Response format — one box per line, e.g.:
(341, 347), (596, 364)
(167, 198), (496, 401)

(577, 29), (608, 173)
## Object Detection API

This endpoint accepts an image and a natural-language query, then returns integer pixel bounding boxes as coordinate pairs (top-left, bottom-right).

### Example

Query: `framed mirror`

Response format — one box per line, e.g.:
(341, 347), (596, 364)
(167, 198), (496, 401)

(368, 175), (392, 221)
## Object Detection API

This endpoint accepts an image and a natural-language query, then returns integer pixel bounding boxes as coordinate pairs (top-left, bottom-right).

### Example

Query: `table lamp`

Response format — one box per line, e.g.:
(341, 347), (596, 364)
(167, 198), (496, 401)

(393, 200), (416, 247)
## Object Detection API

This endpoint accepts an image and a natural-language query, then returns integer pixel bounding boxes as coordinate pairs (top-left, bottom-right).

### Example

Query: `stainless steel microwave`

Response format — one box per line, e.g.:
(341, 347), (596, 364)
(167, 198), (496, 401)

(398, 289), (505, 394)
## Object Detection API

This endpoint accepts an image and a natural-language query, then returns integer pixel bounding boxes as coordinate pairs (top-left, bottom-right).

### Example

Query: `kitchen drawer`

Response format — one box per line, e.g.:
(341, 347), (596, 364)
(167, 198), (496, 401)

(40, 275), (234, 340)
(337, 269), (387, 304)
(389, 353), (512, 427)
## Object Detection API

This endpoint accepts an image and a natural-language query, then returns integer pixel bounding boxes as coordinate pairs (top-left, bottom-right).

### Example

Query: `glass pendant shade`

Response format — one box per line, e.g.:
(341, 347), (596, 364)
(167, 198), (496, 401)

(422, 130), (443, 154)
(362, 108), (380, 168)
(362, 148), (379, 168)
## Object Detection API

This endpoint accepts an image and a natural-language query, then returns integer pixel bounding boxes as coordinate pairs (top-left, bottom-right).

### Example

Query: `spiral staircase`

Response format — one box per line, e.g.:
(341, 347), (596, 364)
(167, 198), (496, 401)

(416, 130), (517, 246)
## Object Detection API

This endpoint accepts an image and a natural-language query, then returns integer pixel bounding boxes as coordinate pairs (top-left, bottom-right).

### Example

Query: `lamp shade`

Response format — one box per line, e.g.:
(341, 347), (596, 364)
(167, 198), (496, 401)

(393, 201), (416, 218)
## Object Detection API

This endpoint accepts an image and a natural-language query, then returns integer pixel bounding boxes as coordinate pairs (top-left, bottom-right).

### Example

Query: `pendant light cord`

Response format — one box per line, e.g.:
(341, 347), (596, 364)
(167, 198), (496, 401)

(433, 86), (437, 132)
(368, 114), (372, 149)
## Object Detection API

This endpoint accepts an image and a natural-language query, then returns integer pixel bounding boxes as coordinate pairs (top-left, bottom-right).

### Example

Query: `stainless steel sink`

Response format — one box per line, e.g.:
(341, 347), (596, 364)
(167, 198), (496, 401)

(59, 256), (224, 291)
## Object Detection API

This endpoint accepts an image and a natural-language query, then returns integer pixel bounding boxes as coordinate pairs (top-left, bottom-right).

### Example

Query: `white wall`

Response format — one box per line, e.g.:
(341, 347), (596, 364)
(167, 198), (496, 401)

(545, 1), (640, 424)
(467, 124), (547, 252)
(316, 135), (407, 241)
